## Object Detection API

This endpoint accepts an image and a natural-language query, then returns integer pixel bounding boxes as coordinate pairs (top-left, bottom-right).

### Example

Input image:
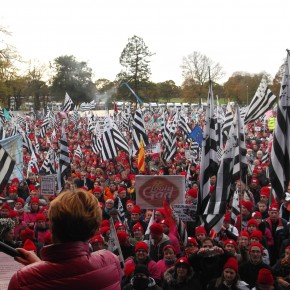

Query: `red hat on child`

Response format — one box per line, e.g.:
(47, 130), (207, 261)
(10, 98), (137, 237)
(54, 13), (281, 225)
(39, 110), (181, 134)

(247, 219), (258, 228)
(133, 222), (144, 233)
(195, 226), (206, 236)
(187, 237), (198, 246)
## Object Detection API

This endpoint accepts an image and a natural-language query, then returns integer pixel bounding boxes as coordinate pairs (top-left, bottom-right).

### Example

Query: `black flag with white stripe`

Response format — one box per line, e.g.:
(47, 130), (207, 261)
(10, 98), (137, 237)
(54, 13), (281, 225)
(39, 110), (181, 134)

(269, 52), (290, 200)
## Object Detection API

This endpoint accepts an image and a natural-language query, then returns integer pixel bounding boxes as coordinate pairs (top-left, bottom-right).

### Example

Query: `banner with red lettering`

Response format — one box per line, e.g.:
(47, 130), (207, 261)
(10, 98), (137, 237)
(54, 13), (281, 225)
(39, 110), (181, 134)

(135, 175), (185, 209)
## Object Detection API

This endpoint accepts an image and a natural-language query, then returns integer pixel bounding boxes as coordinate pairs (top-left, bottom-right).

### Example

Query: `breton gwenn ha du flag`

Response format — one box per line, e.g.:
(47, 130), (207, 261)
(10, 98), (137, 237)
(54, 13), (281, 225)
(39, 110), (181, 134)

(244, 77), (276, 124)
(62, 92), (75, 112)
(132, 108), (149, 156)
(269, 51), (290, 200)
(204, 105), (245, 231)
(199, 77), (218, 212)
(0, 145), (15, 186)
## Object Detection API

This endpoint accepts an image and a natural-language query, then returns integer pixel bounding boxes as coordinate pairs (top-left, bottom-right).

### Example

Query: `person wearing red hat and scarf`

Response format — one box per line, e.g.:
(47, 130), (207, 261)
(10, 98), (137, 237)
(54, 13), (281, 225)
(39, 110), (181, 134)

(23, 197), (41, 229)
(235, 200), (254, 233)
(207, 257), (249, 290)
(163, 257), (202, 290)
(156, 245), (177, 281)
(239, 242), (272, 289)
(265, 203), (289, 266)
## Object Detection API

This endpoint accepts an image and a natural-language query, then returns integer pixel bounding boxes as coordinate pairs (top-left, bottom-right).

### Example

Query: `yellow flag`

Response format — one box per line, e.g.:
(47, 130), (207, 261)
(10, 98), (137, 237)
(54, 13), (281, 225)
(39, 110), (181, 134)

(138, 138), (145, 172)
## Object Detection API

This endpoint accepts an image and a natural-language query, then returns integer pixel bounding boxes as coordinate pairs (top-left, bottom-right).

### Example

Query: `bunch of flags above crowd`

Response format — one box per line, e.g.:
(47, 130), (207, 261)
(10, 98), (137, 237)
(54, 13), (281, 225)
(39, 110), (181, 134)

(1, 51), (290, 232)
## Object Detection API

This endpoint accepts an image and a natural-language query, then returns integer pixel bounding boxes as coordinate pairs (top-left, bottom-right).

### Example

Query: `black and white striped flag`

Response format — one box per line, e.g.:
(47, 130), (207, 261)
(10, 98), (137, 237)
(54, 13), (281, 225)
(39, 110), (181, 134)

(28, 151), (39, 175)
(244, 77), (276, 124)
(178, 114), (191, 136)
(132, 108), (149, 156)
(62, 92), (75, 112)
(112, 122), (129, 155)
(101, 115), (117, 161)
(0, 144), (15, 186)
(74, 144), (83, 160)
(40, 147), (56, 174)
(199, 79), (219, 213)
(222, 103), (234, 145)
(269, 52), (290, 200)
(57, 125), (71, 191)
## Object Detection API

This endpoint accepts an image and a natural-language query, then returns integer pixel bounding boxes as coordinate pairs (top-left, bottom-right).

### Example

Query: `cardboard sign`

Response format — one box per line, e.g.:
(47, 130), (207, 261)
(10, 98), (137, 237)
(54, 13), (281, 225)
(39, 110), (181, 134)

(145, 143), (161, 154)
(40, 175), (56, 196)
(173, 203), (198, 222)
(136, 175), (185, 209)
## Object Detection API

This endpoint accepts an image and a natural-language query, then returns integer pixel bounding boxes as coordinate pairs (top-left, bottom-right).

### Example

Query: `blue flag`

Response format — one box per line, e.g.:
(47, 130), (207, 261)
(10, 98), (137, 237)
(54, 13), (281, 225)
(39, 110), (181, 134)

(188, 125), (203, 146)
(3, 108), (11, 121)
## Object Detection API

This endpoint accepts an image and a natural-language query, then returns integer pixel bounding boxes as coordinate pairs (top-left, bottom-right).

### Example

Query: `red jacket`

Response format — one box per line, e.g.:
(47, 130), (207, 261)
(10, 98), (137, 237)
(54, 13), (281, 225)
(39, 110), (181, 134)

(8, 242), (122, 290)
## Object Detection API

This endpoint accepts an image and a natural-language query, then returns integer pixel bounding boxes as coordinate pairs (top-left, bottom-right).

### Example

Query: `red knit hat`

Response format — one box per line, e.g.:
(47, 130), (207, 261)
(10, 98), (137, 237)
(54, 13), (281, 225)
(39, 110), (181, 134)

(93, 186), (102, 193)
(20, 228), (34, 242)
(150, 223), (163, 235)
(8, 186), (17, 193)
(163, 244), (176, 253)
(239, 231), (250, 239)
(250, 178), (259, 184)
(131, 205), (141, 215)
(30, 197), (40, 204)
(223, 257), (238, 273)
(35, 213), (46, 221)
(100, 226), (110, 236)
(260, 186), (270, 198)
(187, 237), (198, 246)
(15, 198), (25, 206)
(117, 231), (129, 243)
(257, 268), (274, 285)
(114, 222), (126, 230)
(100, 220), (110, 227)
(118, 187), (127, 193)
(43, 231), (52, 245)
(224, 212), (231, 223)
(8, 210), (19, 218)
(1, 203), (11, 211)
(250, 230), (263, 241)
(252, 211), (262, 219)
(241, 200), (253, 212)
(224, 239), (237, 249)
(156, 208), (166, 218)
(195, 226), (206, 236)
(11, 178), (20, 184)
(126, 200), (135, 206)
(23, 239), (37, 252)
(249, 242), (263, 254)
(90, 235), (104, 244)
(247, 219), (258, 228)
(269, 203), (279, 212)
(133, 222), (144, 233)
(186, 189), (198, 198)
(135, 241), (148, 253)
(175, 257), (190, 267)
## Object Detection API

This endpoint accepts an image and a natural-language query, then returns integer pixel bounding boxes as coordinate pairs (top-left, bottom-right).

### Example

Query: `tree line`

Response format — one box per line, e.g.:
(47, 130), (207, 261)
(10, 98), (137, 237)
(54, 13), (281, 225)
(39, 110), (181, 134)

(0, 29), (283, 110)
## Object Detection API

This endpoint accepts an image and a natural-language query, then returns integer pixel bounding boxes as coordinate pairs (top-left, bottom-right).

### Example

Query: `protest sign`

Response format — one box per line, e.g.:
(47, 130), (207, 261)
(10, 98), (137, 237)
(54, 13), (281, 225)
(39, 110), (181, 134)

(40, 174), (56, 196)
(173, 203), (198, 222)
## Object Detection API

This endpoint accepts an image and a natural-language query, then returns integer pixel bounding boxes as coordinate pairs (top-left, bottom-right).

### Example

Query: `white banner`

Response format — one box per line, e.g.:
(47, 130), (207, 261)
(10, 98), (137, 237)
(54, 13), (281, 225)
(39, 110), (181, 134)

(173, 203), (198, 222)
(40, 175), (56, 196)
(145, 143), (161, 154)
(136, 175), (185, 209)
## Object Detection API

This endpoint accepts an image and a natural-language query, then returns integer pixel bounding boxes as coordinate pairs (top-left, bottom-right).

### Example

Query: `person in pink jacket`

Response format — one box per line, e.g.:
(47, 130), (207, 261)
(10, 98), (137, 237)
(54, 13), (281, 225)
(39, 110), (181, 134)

(156, 245), (177, 281)
(8, 189), (122, 290)
(124, 241), (161, 285)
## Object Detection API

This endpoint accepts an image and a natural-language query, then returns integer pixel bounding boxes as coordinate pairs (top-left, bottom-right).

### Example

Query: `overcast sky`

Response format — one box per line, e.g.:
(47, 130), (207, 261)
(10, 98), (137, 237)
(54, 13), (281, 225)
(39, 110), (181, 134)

(1, 0), (289, 86)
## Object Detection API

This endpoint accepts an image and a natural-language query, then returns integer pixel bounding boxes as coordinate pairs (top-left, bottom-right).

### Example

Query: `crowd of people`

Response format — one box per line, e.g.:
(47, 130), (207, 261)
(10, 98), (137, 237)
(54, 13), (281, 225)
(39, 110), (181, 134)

(0, 108), (288, 290)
